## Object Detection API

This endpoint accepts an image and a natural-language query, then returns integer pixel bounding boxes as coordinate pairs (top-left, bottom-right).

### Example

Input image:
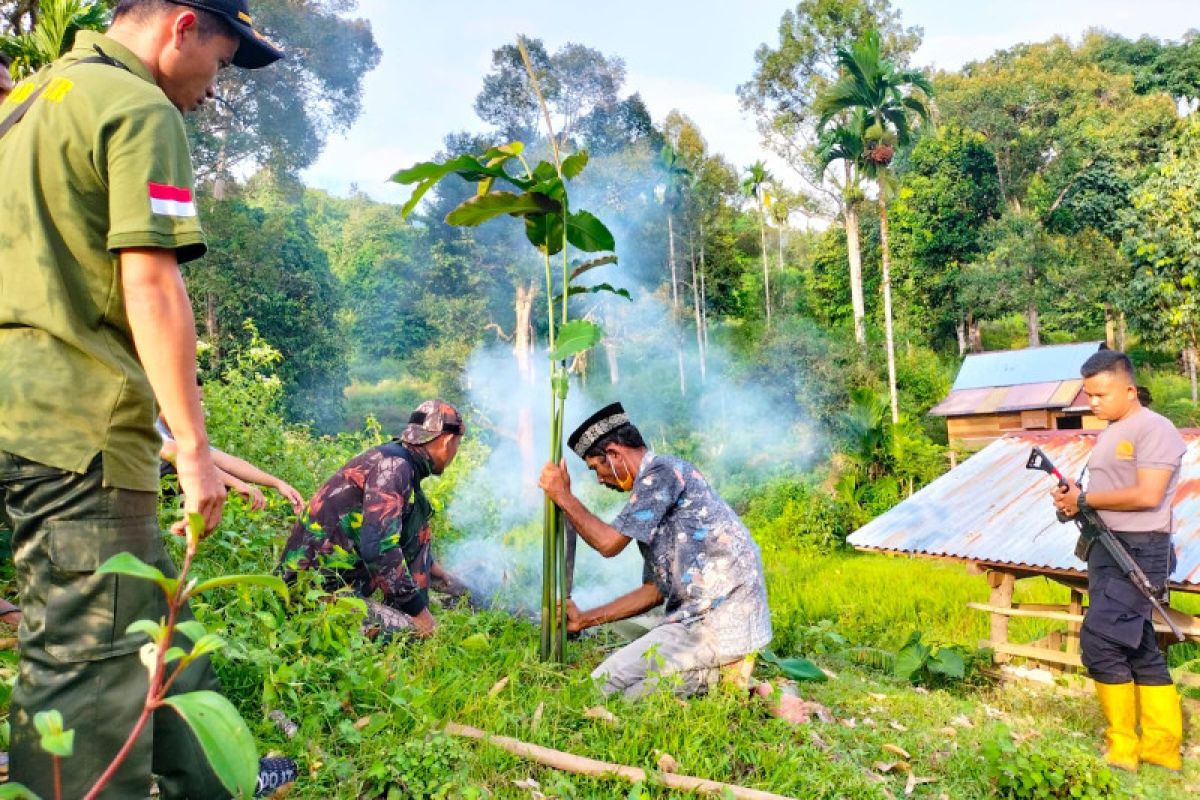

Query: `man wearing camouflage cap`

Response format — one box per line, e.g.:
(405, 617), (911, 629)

(279, 401), (469, 637)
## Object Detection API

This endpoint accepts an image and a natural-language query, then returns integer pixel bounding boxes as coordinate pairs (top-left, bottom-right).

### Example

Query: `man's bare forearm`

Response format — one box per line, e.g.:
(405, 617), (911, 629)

(120, 249), (207, 452)
(577, 582), (662, 630)
(554, 491), (630, 557)
(211, 448), (282, 488)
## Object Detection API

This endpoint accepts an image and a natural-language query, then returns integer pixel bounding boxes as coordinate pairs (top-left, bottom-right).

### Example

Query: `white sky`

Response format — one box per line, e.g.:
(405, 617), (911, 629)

(301, 1), (1200, 203)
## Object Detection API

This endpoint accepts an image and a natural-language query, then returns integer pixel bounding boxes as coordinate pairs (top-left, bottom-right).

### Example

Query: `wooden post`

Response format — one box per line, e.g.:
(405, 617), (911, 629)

(988, 571), (1016, 662)
(1066, 589), (1083, 656)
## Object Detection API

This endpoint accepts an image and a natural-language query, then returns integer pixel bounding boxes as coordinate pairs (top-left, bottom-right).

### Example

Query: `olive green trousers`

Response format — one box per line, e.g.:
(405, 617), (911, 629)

(1, 451), (230, 799)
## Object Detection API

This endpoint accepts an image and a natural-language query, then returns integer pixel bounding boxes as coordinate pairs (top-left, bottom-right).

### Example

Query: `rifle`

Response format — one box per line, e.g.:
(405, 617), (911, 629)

(1026, 446), (1184, 643)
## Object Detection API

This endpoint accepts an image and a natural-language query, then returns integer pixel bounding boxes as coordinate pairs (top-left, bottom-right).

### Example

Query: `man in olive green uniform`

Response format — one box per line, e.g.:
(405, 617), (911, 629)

(0, 2), (282, 797)
(0, 53), (13, 103)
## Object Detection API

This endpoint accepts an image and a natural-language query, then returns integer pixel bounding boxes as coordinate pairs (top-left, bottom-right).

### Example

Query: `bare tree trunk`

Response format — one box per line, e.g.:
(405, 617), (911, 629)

(514, 281), (536, 381)
(690, 238), (706, 383)
(758, 202), (771, 327)
(1104, 304), (1116, 349)
(1117, 311), (1127, 352)
(699, 229), (710, 354)
(667, 212), (679, 313)
(514, 281), (537, 499)
(604, 341), (619, 384)
(969, 316), (982, 353)
(1188, 345), (1198, 406)
(677, 346), (687, 397)
(777, 223), (785, 313)
(879, 196), (899, 424)
(1026, 301), (1040, 347)
(845, 205), (866, 345)
(956, 319), (967, 357)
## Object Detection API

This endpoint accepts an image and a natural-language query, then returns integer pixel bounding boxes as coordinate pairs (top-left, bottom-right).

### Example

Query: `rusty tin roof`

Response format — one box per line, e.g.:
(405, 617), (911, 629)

(846, 430), (1200, 589)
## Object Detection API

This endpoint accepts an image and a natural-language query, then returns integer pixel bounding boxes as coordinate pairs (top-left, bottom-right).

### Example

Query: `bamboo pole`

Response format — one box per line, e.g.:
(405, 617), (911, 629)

(444, 723), (798, 800)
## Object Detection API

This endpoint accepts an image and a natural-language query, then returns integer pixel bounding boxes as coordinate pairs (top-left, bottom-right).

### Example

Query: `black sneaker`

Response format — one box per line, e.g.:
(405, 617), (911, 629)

(255, 756), (297, 797)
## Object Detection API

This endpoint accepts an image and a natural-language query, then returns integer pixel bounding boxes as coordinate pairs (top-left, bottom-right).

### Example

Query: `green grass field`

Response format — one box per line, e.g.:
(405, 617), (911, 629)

(175, 515), (1200, 799)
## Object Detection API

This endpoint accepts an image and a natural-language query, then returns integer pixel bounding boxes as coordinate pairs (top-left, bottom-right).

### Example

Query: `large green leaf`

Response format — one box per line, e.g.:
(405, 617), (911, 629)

(163, 691), (258, 798)
(446, 191), (559, 227)
(558, 283), (632, 302)
(894, 639), (931, 681)
(761, 650), (828, 682)
(97, 553), (178, 597)
(389, 154), (483, 185)
(569, 254), (618, 281)
(928, 649), (965, 680)
(524, 213), (565, 256)
(561, 150), (589, 180)
(191, 574), (288, 600)
(549, 320), (604, 361)
(566, 210), (615, 252)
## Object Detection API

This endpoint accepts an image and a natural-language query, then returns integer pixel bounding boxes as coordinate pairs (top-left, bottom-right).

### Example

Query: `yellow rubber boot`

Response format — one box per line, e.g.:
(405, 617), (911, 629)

(1137, 683), (1184, 771)
(1095, 682), (1140, 771)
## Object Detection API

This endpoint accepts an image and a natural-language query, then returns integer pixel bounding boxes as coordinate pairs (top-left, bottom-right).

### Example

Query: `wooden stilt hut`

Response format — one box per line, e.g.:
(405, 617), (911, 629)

(847, 431), (1200, 677)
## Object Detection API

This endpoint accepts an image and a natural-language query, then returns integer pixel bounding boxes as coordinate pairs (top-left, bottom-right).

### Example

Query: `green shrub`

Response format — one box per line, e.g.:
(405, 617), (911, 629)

(982, 727), (1126, 799)
(742, 475), (853, 550)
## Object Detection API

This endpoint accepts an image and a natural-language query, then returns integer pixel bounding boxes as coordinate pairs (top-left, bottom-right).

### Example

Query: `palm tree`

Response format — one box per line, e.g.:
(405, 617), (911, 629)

(742, 161), (772, 326)
(815, 114), (868, 346)
(816, 29), (932, 424)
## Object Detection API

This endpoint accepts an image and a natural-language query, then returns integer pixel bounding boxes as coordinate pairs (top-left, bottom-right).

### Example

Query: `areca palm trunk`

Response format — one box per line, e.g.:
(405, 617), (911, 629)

(758, 196), (771, 326)
(845, 205), (866, 345)
(690, 238), (706, 382)
(878, 194), (899, 424)
(667, 212), (679, 312)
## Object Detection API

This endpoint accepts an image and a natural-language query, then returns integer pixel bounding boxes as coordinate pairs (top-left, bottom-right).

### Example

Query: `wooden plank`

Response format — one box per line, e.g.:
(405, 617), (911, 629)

(1021, 409), (1051, 430)
(967, 602), (1200, 637)
(984, 640), (1084, 668)
(987, 572), (1016, 662)
(1067, 589), (1083, 655)
(968, 602), (1082, 624)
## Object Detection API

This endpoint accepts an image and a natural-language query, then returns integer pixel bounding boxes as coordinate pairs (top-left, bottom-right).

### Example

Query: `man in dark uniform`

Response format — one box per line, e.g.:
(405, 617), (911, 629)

(0, 2), (285, 796)
(279, 400), (469, 638)
(1053, 350), (1186, 771)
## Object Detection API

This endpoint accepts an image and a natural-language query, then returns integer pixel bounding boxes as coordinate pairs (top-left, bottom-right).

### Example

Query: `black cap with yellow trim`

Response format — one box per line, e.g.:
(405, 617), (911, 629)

(172, 0), (284, 69)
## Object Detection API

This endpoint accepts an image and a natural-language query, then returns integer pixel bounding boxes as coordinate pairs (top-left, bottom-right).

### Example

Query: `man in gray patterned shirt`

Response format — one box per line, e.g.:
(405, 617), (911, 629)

(539, 402), (772, 699)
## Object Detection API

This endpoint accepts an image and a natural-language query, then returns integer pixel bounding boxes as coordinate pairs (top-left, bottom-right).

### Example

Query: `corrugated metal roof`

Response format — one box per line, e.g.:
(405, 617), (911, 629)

(846, 430), (1200, 589)
(929, 380), (1090, 417)
(951, 342), (1104, 390)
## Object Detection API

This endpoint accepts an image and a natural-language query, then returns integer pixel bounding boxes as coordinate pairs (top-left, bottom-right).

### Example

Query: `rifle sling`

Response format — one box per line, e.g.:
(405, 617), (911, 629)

(0, 48), (130, 142)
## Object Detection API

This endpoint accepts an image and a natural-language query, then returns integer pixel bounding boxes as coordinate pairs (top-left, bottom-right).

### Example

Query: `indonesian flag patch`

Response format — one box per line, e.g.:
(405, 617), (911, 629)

(147, 182), (197, 217)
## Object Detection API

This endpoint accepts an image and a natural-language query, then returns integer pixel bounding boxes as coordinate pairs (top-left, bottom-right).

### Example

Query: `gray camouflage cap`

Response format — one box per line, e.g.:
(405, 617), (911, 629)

(400, 400), (465, 445)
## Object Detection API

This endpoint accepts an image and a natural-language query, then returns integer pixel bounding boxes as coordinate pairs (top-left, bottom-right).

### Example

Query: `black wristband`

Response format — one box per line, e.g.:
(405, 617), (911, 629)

(1077, 491), (1090, 512)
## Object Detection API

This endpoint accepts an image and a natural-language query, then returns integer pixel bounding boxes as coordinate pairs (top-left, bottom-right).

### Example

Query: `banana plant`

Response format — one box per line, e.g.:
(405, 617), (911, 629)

(391, 41), (621, 661)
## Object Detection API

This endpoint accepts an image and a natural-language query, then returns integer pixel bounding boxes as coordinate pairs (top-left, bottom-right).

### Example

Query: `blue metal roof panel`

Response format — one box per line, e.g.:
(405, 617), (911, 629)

(847, 430), (1200, 588)
(951, 342), (1104, 391)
